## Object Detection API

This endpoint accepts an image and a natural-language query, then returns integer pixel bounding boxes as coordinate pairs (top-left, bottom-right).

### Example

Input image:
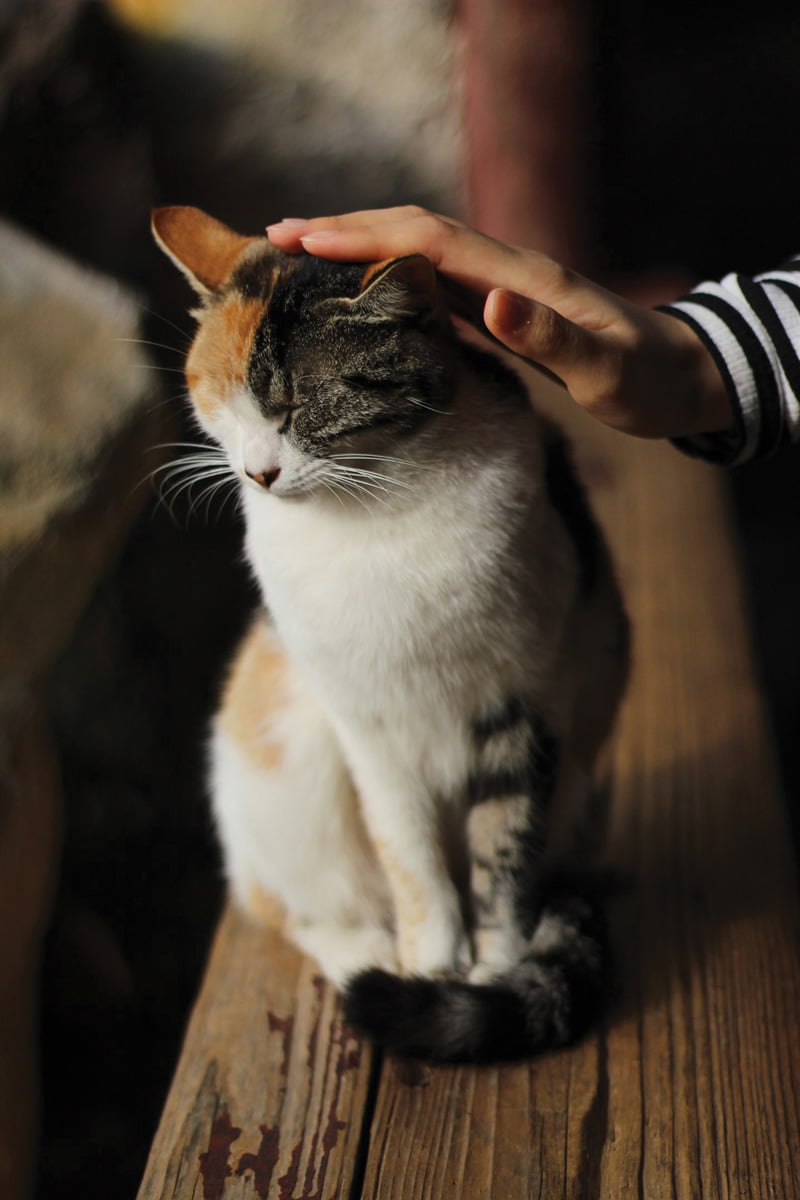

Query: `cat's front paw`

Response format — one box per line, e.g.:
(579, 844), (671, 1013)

(468, 961), (500, 986)
(468, 927), (524, 984)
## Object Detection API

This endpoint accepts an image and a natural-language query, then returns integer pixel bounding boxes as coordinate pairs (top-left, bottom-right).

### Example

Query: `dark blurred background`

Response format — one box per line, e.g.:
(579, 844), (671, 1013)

(0, 1), (798, 1195)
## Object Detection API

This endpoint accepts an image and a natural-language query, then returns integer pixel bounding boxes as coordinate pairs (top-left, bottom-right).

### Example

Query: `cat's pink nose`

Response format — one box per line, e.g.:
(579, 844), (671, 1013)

(246, 466), (281, 489)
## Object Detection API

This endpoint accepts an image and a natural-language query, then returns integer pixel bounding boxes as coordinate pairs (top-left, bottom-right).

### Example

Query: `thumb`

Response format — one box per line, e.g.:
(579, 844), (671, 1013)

(485, 288), (605, 386)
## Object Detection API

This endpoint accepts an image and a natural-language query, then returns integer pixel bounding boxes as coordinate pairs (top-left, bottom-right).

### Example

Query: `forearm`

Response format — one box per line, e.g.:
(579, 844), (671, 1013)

(661, 259), (800, 463)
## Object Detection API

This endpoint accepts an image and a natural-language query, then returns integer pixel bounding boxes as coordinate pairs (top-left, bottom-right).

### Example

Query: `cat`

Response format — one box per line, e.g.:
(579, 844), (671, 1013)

(152, 205), (629, 1063)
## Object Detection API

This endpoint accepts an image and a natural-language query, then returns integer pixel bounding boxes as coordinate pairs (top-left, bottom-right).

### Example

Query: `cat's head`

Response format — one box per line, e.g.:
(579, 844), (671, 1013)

(152, 205), (455, 501)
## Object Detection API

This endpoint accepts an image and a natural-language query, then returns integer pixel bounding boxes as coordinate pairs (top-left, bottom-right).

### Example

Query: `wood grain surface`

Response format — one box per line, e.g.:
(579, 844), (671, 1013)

(137, 423), (800, 1200)
(137, 905), (376, 1200)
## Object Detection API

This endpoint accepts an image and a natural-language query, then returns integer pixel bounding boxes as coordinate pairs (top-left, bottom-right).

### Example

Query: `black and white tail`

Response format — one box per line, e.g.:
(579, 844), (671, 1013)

(342, 888), (608, 1064)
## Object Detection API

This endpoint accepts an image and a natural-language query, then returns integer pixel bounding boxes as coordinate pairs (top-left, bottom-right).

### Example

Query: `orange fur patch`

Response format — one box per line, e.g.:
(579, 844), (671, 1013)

(359, 259), (394, 289)
(152, 207), (260, 293)
(219, 620), (290, 772)
(244, 883), (287, 931)
(186, 295), (267, 419)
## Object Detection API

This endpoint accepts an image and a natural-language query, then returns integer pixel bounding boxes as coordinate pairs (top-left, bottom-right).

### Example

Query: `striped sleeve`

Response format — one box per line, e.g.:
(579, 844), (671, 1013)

(659, 256), (800, 464)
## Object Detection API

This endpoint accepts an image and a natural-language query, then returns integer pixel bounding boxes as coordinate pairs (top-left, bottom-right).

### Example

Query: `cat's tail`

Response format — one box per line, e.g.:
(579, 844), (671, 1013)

(342, 889), (608, 1063)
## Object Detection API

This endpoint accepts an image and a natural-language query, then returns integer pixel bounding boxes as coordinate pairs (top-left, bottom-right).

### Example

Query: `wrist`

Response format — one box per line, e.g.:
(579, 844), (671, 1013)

(659, 311), (735, 437)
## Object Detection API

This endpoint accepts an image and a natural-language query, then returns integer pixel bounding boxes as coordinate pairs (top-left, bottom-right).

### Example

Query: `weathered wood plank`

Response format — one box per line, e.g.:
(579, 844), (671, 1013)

(358, 429), (800, 1199)
(136, 906), (375, 1200)
(362, 1047), (603, 1199)
(597, 433), (800, 1200)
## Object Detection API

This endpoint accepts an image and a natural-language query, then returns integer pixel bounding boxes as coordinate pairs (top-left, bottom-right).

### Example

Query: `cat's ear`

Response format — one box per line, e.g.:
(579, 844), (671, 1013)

(355, 255), (445, 324)
(151, 206), (259, 295)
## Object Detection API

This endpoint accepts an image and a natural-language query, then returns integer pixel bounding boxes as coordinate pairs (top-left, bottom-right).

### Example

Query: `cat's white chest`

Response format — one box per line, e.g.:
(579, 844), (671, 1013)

(242, 478), (521, 710)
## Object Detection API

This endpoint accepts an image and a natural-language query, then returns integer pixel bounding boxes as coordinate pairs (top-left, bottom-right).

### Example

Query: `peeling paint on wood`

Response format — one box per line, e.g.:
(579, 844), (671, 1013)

(136, 909), (373, 1200)
(199, 1112), (241, 1200)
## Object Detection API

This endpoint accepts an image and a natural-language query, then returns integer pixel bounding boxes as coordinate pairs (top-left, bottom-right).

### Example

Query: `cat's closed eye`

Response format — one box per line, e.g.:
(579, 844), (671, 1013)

(342, 374), (396, 393)
(275, 407), (297, 435)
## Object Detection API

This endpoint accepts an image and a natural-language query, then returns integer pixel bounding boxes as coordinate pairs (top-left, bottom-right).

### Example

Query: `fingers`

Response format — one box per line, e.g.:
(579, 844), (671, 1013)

(267, 208), (615, 339)
(266, 209), (460, 267)
(281, 205), (432, 234)
(266, 206), (628, 401)
(267, 207), (538, 298)
(485, 288), (608, 387)
(266, 206), (424, 252)
(265, 207), (717, 442)
(298, 211), (463, 264)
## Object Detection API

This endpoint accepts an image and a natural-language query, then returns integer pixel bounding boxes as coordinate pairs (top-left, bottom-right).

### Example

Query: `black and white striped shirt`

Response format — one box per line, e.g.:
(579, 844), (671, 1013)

(660, 257), (800, 464)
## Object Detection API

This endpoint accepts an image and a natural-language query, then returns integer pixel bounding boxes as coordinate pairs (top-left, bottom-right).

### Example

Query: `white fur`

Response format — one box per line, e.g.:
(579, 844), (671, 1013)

(207, 368), (585, 980)
(211, 673), (396, 984)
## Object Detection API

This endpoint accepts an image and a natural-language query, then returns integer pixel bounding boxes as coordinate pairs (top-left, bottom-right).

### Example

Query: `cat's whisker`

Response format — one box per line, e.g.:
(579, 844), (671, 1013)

(200, 472), (244, 523)
(115, 336), (190, 357)
(139, 458), (219, 498)
(408, 394), (451, 416)
(151, 440), (224, 453)
(326, 479), (366, 509)
(326, 462), (391, 491)
(173, 476), (232, 523)
(152, 462), (238, 523)
(137, 305), (195, 346)
(147, 453), (229, 481)
(158, 469), (234, 503)
(331, 462), (397, 483)
(340, 478), (400, 505)
(319, 478), (346, 508)
(152, 451), (230, 468)
(197, 477), (240, 522)
(145, 442), (226, 469)
(154, 456), (229, 470)
(333, 478), (407, 507)
(325, 474), (382, 512)
(333, 478), (393, 510)
(221, 485), (245, 523)
(332, 465), (417, 493)
(148, 456), (230, 484)
(143, 389), (193, 415)
(331, 453), (437, 473)
(328, 464), (415, 503)
(131, 363), (188, 376)
(149, 454), (228, 476)
(163, 466), (233, 488)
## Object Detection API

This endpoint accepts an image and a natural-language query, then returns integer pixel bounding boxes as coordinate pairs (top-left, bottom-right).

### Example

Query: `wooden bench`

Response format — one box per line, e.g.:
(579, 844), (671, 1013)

(136, 390), (800, 1200)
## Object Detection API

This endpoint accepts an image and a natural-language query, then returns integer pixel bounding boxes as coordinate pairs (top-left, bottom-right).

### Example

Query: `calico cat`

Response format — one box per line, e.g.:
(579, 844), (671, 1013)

(152, 205), (629, 1063)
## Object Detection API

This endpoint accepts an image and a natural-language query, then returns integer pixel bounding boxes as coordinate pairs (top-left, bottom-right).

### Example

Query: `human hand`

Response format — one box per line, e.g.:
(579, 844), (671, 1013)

(267, 206), (733, 441)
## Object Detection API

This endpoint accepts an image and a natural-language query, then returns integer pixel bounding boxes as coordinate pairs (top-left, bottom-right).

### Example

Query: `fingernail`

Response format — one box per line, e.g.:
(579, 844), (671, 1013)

(489, 289), (534, 337)
(300, 230), (339, 242)
(266, 219), (308, 235)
